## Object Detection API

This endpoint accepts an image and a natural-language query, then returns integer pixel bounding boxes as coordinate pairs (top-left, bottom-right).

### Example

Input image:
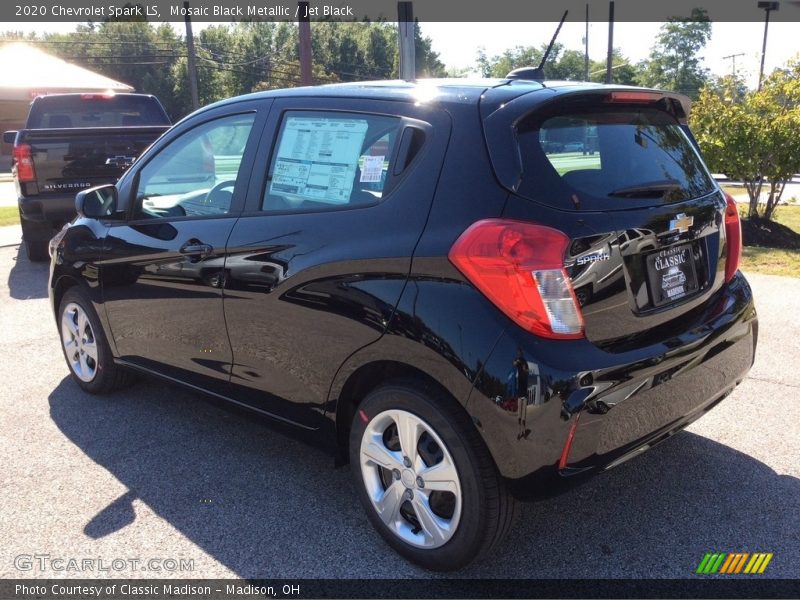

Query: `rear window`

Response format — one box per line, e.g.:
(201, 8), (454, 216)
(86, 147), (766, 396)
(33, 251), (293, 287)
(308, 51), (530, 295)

(27, 95), (170, 129)
(515, 107), (715, 210)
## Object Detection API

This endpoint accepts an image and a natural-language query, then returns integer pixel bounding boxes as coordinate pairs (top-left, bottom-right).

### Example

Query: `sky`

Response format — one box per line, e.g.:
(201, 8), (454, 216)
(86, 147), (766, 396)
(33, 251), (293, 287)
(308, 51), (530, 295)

(420, 21), (800, 89)
(5, 20), (799, 90)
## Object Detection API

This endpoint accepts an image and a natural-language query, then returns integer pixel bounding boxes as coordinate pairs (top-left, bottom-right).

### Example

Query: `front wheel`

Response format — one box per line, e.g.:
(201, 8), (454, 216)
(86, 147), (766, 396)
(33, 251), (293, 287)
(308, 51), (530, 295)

(349, 381), (517, 571)
(58, 287), (134, 394)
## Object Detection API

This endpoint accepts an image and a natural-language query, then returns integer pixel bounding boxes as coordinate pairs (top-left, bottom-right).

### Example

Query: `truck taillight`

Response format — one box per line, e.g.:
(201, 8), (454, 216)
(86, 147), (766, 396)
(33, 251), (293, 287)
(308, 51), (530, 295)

(724, 193), (742, 283)
(81, 92), (116, 99)
(448, 219), (585, 339)
(13, 143), (36, 183)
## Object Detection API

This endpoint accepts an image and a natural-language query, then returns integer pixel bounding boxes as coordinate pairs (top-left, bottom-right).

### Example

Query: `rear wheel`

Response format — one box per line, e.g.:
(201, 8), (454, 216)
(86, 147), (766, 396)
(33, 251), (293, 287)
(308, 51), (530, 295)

(349, 380), (517, 571)
(20, 215), (51, 262)
(58, 287), (133, 394)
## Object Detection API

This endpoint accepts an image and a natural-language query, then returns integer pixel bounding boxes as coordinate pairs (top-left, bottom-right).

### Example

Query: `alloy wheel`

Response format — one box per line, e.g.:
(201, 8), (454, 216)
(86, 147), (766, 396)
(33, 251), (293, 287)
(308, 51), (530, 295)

(60, 302), (98, 383)
(359, 409), (462, 548)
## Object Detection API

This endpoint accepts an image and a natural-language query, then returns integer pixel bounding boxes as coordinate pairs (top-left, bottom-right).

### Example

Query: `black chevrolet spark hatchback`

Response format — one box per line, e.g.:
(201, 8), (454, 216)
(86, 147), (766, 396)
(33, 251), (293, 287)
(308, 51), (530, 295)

(49, 78), (756, 570)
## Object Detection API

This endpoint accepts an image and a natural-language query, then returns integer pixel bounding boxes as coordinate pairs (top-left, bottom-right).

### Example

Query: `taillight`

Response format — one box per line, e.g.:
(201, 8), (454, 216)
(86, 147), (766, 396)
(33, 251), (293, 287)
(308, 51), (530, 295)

(448, 219), (585, 339)
(81, 91), (116, 99)
(13, 143), (36, 183)
(724, 193), (742, 283)
(604, 91), (663, 104)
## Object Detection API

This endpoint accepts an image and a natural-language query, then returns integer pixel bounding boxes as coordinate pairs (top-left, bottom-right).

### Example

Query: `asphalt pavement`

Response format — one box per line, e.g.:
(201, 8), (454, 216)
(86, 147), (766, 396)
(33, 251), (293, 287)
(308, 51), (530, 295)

(0, 242), (798, 580)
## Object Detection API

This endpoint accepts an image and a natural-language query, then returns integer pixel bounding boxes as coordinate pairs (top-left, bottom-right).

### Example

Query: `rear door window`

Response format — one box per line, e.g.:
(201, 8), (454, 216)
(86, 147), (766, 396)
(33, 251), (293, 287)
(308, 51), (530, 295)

(516, 107), (715, 210)
(262, 111), (402, 212)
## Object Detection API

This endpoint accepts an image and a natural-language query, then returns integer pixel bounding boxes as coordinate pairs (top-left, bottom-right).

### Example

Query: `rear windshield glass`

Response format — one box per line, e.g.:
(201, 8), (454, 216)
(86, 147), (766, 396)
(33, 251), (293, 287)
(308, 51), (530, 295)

(27, 95), (170, 128)
(515, 107), (715, 210)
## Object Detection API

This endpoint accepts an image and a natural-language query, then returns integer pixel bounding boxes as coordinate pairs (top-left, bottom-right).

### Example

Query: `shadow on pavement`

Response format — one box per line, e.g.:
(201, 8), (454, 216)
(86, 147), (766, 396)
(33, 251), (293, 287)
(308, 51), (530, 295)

(7, 243), (48, 300)
(48, 376), (800, 578)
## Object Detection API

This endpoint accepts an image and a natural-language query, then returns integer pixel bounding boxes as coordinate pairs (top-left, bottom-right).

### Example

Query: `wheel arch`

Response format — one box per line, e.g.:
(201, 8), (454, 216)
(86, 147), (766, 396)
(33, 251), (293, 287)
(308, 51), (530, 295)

(51, 274), (82, 319)
(51, 273), (117, 356)
(331, 357), (474, 467)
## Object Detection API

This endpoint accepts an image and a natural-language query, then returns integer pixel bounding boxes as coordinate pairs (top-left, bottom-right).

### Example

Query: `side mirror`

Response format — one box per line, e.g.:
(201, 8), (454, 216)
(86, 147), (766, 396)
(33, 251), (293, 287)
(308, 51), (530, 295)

(76, 184), (118, 219)
(3, 131), (17, 145)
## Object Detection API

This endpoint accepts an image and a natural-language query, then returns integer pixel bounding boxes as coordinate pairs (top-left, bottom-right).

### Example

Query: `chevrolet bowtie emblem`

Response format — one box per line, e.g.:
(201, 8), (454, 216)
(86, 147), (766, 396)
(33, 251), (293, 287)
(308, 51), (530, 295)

(669, 213), (693, 234)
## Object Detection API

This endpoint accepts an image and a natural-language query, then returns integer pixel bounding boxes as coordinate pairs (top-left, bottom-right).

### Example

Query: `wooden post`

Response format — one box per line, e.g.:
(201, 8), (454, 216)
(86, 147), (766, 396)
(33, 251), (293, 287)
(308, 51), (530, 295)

(605, 1), (614, 84)
(184, 1), (199, 110)
(398, 2), (415, 81)
(298, 1), (313, 86)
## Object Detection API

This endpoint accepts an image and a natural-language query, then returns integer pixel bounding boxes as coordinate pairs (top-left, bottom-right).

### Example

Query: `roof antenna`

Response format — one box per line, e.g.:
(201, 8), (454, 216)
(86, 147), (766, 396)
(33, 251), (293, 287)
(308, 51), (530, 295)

(506, 10), (569, 81)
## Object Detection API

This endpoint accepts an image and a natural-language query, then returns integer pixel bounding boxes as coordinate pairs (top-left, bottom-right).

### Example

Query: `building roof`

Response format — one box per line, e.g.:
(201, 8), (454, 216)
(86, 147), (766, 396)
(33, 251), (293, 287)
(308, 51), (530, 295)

(0, 43), (134, 94)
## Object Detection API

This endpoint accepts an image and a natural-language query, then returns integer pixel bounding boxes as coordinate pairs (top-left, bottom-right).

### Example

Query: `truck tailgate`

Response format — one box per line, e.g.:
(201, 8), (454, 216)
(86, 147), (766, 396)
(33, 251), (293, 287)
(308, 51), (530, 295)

(19, 126), (169, 196)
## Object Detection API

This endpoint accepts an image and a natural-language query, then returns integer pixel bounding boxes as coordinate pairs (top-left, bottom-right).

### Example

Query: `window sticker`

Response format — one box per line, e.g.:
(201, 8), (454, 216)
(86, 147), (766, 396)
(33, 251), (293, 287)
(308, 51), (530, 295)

(270, 116), (368, 204)
(360, 155), (385, 183)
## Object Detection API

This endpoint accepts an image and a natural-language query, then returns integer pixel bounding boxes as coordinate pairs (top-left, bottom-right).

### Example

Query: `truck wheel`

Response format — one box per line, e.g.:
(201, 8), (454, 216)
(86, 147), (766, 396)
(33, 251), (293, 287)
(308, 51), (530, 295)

(349, 380), (518, 571)
(20, 216), (51, 262)
(58, 287), (134, 394)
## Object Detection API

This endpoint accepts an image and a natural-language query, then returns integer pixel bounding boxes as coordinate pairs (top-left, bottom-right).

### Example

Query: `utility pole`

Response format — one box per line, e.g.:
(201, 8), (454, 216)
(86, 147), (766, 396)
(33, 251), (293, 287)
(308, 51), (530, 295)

(398, 2), (415, 81)
(605, 1), (614, 84)
(584, 4), (589, 81)
(757, 1), (779, 90)
(298, 1), (313, 85)
(183, 0), (199, 111)
(723, 52), (745, 78)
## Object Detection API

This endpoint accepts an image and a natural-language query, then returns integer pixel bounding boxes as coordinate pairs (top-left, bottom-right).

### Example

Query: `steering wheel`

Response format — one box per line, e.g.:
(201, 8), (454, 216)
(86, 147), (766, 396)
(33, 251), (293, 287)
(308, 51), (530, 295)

(205, 179), (237, 210)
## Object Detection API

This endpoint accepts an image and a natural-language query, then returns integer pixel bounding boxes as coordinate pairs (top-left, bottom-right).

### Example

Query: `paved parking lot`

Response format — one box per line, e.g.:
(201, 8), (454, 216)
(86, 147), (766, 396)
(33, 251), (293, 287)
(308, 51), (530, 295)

(0, 240), (798, 580)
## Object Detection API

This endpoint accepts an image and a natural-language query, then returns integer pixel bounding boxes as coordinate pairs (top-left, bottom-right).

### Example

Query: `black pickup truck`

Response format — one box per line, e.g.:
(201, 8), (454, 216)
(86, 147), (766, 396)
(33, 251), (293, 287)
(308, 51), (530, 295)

(4, 93), (171, 260)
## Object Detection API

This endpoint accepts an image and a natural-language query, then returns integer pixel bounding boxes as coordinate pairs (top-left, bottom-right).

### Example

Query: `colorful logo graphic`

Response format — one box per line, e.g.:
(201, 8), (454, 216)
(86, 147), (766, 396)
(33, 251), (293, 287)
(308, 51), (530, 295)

(696, 552), (773, 574)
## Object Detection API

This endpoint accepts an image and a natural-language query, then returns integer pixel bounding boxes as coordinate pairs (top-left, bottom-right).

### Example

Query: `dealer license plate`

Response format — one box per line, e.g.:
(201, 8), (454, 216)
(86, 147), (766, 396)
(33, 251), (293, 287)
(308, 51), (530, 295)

(646, 243), (699, 307)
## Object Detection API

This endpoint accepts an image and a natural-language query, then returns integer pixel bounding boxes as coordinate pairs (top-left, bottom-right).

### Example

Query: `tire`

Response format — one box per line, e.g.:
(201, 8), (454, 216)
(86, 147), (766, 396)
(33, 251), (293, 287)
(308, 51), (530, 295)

(58, 287), (134, 394)
(20, 216), (51, 262)
(349, 379), (518, 571)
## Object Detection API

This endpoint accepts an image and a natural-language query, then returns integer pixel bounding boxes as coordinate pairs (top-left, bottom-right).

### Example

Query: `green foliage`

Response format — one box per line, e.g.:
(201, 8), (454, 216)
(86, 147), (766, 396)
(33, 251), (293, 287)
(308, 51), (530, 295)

(42, 21), (186, 119)
(3, 19), (444, 121)
(637, 8), (712, 99)
(588, 49), (641, 85)
(692, 58), (800, 220)
(477, 43), (640, 84)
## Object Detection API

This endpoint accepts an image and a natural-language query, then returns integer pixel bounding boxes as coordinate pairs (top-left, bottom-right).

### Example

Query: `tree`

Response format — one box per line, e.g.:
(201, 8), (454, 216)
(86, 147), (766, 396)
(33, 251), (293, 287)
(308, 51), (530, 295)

(691, 59), (800, 220)
(588, 49), (641, 85)
(4, 20), (445, 120)
(477, 44), (641, 83)
(637, 8), (712, 99)
(42, 21), (185, 119)
(413, 22), (446, 78)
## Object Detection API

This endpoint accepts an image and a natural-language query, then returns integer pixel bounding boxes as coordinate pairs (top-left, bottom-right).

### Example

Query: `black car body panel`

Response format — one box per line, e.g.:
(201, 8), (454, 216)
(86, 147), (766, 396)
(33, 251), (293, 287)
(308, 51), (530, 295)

(49, 79), (757, 501)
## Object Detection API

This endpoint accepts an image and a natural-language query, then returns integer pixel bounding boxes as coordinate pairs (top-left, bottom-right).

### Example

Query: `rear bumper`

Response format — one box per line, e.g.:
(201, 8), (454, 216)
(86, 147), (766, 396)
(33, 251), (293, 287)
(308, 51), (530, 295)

(18, 194), (76, 227)
(467, 272), (757, 500)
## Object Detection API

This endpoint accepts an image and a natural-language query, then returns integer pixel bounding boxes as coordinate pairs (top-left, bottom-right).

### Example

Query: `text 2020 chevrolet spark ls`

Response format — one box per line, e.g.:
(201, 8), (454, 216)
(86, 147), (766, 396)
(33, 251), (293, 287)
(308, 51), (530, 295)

(49, 78), (757, 571)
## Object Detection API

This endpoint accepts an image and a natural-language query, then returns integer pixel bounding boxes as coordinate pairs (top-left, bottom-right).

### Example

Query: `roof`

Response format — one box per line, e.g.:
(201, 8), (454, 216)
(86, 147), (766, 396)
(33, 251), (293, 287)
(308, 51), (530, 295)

(0, 44), (134, 93)
(183, 77), (690, 131)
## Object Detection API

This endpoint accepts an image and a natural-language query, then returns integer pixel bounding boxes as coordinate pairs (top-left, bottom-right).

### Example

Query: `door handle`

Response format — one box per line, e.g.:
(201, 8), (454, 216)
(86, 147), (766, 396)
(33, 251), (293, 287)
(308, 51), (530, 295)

(179, 241), (213, 256)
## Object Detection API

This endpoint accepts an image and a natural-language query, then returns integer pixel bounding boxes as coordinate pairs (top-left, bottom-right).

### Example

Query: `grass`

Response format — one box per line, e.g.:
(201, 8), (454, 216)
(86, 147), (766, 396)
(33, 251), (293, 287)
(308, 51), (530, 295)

(0, 206), (19, 226)
(740, 205), (800, 277)
(720, 184), (745, 198)
(740, 247), (800, 278)
(772, 204), (800, 232)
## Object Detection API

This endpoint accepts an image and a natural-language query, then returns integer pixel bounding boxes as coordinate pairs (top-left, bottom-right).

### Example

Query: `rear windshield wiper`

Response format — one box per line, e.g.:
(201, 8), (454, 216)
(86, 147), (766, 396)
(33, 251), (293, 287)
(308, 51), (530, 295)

(608, 181), (682, 198)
